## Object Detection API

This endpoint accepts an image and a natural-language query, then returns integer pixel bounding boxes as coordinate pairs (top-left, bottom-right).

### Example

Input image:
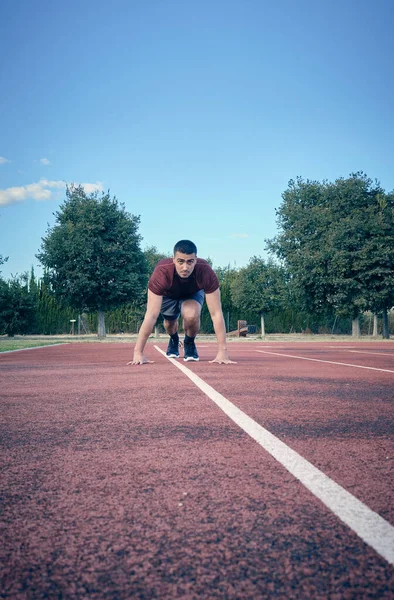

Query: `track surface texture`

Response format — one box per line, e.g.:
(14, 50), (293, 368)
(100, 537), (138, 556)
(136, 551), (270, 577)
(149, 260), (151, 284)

(1, 341), (393, 599)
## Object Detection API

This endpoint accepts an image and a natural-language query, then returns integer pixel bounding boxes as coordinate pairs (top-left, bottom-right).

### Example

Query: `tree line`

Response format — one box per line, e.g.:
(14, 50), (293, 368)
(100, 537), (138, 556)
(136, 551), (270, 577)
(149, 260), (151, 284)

(1, 173), (393, 338)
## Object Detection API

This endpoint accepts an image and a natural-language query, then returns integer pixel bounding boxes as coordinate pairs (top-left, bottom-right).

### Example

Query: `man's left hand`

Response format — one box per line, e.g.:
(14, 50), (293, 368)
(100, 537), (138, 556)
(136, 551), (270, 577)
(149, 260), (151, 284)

(209, 351), (237, 365)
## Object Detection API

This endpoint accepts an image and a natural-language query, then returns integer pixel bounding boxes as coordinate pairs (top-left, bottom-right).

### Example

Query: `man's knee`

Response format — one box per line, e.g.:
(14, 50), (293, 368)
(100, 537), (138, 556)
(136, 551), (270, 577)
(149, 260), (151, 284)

(181, 300), (201, 322)
(163, 318), (178, 334)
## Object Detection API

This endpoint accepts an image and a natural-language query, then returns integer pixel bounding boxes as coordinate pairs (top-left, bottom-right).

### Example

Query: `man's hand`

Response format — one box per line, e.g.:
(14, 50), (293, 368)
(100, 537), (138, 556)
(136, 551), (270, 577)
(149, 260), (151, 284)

(127, 351), (154, 366)
(209, 350), (237, 365)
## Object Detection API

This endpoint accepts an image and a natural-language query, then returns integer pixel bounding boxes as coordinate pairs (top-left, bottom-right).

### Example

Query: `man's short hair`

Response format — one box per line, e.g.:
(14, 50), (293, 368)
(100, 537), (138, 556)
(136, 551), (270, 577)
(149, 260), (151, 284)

(173, 240), (197, 255)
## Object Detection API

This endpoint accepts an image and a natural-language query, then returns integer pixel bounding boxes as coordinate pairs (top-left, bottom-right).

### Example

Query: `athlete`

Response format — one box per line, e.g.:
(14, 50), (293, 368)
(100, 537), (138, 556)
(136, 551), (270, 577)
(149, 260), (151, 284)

(129, 239), (236, 365)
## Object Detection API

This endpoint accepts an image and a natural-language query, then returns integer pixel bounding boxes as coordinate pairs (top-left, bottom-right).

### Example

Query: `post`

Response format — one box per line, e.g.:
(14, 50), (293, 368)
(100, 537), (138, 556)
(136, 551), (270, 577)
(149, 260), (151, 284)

(382, 309), (389, 339)
(70, 319), (76, 335)
(352, 316), (360, 337)
(260, 313), (265, 338)
(331, 315), (338, 335)
(373, 314), (378, 337)
(97, 310), (106, 338)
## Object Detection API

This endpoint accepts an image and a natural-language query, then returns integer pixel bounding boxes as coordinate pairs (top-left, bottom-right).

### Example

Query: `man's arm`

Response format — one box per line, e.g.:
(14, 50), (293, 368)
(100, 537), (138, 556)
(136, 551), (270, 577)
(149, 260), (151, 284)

(205, 288), (236, 364)
(128, 290), (163, 365)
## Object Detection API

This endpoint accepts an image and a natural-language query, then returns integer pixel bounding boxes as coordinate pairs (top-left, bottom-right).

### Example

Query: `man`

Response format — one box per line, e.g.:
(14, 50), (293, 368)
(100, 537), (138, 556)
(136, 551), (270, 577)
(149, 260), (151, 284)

(129, 239), (236, 365)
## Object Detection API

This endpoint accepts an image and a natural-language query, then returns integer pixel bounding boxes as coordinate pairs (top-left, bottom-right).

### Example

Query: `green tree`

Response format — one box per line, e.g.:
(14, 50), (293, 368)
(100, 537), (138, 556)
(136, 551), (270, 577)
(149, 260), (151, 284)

(198, 264), (239, 333)
(267, 173), (393, 337)
(215, 265), (238, 332)
(27, 267), (40, 333)
(0, 273), (37, 336)
(144, 245), (168, 275)
(267, 177), (336, 319)
(352, 190), (394, 338)
(0, 254), (8, 272)
(37, 185), (148, 336)
(0, 277), (8, 333)
(141, 246), (169, 333)
(34, 275), (76, 334)
(323, 174), (388, 325)
(230, 257), (287, 335)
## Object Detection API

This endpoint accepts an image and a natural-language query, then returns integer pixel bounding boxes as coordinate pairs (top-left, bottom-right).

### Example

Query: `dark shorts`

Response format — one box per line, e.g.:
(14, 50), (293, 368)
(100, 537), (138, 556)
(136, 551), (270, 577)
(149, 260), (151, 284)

(161, 290), (205, 321)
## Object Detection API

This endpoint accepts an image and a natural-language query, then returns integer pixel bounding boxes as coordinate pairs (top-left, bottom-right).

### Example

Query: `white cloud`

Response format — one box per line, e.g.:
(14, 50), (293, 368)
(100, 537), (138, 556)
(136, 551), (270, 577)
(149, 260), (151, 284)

(79, 182), (104, 194)
(40, 158), (51, 165)
(0, 179), (104, 207)
(39, 179), (67, 189)
(229, 233), (249, 239)
(0, 156), (11, 164)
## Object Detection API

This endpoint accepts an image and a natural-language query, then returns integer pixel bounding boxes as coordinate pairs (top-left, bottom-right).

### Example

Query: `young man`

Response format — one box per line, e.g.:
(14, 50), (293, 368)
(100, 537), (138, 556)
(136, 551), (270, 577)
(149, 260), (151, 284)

(129, 240), (236, 365)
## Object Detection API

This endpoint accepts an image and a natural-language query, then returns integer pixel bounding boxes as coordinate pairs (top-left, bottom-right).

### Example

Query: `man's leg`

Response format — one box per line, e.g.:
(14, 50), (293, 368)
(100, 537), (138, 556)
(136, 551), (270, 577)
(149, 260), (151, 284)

(181, 299), (201, 337)
(161, 297), (182, 357)
(163, 317), (178, 336)
(181, 299), (202, 361)
(161, 293), (203, 360)
(163, 317), (181, 357)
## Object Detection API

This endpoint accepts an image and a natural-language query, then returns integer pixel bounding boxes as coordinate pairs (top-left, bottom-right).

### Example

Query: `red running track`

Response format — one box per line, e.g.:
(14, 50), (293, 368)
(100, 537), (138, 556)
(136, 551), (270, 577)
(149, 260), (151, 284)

(1, 341), (393, 599)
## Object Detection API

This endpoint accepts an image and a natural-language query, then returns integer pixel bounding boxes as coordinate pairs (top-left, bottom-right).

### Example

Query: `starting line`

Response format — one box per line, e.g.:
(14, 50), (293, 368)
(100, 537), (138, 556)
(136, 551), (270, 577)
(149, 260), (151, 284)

(154, 345), (394, 566)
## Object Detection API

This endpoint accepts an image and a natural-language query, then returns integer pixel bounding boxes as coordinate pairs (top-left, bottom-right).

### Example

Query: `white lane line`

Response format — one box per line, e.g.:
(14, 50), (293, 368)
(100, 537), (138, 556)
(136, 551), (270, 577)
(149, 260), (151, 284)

(329, 346), (357, 348)
(347, 350), (394, 357)
(255, 350), (394, 374)
(154, 345), (394, 565)
(0, 343), (70, 355)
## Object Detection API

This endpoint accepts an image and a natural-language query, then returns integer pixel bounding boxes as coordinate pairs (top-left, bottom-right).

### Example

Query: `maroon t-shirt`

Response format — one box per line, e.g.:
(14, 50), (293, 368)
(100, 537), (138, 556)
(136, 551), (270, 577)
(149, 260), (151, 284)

(148, 258), (219, 298)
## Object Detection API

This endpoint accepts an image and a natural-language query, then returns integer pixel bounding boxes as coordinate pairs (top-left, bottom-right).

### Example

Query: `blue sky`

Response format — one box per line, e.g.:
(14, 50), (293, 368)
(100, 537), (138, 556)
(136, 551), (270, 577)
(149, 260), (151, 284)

(1, 0), (393, 279)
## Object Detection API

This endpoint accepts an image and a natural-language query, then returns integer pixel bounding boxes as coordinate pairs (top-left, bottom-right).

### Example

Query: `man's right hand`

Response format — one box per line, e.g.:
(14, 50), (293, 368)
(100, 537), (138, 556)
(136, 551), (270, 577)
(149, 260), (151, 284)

(127, 351), (154, 366)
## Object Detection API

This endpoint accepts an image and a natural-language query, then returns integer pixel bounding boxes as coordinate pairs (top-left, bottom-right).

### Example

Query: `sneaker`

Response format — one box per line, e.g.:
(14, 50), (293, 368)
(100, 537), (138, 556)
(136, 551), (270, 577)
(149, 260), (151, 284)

(166, 337), (180, 358)
(184, 339), (199, 362)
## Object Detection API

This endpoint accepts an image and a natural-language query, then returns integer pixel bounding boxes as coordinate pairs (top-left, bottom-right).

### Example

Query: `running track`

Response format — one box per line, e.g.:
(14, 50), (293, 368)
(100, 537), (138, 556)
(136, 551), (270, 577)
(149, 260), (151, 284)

(1, 341), (393, 599)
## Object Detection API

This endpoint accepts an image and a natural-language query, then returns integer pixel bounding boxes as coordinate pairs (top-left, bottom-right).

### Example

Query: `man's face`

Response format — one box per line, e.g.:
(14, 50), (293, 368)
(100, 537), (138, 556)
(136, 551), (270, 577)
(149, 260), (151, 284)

(173, 251), (197, 279)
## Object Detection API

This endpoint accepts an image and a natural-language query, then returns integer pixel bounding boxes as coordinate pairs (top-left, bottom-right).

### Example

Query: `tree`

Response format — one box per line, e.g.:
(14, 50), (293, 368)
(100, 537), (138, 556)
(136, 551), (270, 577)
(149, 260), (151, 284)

(353, 190), (394, 338)
(0, 273), (37, 336)
(144, 245), (168, 276)
(267, 173), (393, 337)
(198, 264), (239, 333)
(37, 185), (147, 336)
(230, 257), (287, 336)
(142, 246), (169, 335)
(323, 174), (388, 327)
(267, 177), (334, 318)
(0, 253), (8, 295)
(0, 277), (8, 333)
(31, 271), (76, 335)
(214, 265), (237, 332)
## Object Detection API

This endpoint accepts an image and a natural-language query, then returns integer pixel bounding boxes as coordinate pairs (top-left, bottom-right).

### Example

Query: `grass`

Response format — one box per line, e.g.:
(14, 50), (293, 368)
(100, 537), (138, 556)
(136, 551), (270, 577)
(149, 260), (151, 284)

(0, 334), (139, 353)
(0, 339), (67, 353)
